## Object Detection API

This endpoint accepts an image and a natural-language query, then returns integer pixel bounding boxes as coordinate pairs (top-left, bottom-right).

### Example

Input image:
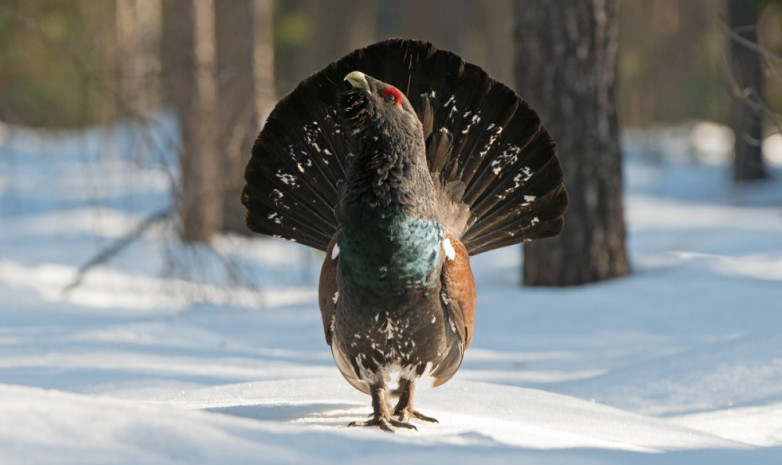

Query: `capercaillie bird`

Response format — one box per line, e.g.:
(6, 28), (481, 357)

(242, 39), (568, 431)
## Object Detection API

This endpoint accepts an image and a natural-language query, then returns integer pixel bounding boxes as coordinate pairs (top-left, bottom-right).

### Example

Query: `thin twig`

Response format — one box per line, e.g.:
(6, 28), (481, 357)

(63, 207), (174, 295)
(716, 15), (782, 67)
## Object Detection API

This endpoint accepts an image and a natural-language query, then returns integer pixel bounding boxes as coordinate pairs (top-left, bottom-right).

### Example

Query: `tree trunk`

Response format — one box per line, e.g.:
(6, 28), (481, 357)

(475, 0), (513, 85)
(514, 0), (630, 286)
(729, 0), (767, 182)
(115, 0), (162, 118)
(215, 0), (276, 234)
(170, 0), (222, 243)
(397, 0), (471, 54)
(251, 0), (276, 124)
(302, 0), (377, 72)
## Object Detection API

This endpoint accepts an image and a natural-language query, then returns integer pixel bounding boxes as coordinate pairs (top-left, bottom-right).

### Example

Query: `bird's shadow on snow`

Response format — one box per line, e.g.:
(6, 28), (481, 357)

(207, 402), (364, 425)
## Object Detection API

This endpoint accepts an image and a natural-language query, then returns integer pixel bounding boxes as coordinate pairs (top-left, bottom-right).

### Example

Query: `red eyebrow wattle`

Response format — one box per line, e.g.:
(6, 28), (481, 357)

(381, 87), (402, 107)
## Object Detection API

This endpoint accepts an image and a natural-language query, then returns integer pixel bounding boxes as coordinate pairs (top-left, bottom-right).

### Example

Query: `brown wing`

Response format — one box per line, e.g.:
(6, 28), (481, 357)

(432, 234), (476, 387)
(318, 231), (341, 344)
(317, 230), (371, 394)
(441, 234), (476, 350)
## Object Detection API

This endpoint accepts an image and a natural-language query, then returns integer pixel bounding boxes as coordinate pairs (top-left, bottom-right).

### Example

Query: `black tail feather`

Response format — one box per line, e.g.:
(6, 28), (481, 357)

(426, 127), (454, 174)
(242, 39), (568, 254)
(463, 183), (568, 254)
(466, 135), (562, 222)
(469, 159), (565, 236)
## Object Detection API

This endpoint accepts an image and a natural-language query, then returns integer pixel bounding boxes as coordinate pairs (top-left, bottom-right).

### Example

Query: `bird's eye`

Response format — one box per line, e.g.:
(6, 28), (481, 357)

(380, 87), (402, 107)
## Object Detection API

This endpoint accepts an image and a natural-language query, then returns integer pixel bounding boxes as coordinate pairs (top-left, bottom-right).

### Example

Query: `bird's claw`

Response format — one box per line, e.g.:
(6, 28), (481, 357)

(348, 416), (417, 432)
(394, 408), (438, 424)
(409, 409), (439, 423)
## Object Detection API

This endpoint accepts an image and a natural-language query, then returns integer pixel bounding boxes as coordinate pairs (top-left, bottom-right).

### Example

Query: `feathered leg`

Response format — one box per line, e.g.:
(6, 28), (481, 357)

(393, 378), (438, 423)
(349, 383), (418, 432)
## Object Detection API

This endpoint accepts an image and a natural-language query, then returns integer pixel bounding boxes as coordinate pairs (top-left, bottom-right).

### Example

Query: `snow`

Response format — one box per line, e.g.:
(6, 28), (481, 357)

(2, 118), (782, 464)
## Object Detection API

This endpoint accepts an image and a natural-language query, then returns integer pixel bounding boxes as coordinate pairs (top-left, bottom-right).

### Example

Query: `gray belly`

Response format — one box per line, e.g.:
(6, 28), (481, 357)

(333, 273), (457, 385)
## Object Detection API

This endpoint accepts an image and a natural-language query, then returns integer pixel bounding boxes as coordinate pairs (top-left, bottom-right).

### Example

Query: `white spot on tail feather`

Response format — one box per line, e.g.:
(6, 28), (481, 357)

(267, 212), (283, 224)
(460, 113), (481, 135)
(276, 169), (298, 186)
(332, 291), (339, 304)
(304, 122), (324, 153)
(479, 125), (504, 157)
(491, 145), (521, 175)
(331, 244), (340, 260)
(444, 95), (458, 118)
(497, 166), (537, 201)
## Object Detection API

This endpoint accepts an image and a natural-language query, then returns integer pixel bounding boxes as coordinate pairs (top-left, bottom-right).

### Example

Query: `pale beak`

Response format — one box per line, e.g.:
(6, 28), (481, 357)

(344, 71), (370, 91)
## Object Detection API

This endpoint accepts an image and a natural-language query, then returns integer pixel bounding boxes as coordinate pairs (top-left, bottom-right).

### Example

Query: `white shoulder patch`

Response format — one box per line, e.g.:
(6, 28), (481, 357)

(442, 237), (456, 260)
(331, 243), (340, 260)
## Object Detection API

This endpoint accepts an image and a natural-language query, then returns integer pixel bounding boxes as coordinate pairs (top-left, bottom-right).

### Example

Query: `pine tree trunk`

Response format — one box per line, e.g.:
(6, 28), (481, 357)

(303, 0), (377, 68)
(216, 0), (276, 234)
(729, 0), (767, 182)
(171, 0), (222, 243)
(475, 0), (513, 84)
(514, 0), (630, 286)
(398, 0), (471, 54)
(115, 0), (162, 118)
(252, 0), (276, 123)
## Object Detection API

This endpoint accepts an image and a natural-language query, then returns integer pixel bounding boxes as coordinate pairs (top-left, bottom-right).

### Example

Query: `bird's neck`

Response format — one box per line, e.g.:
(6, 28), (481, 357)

(343, 137), (435, 208)
(338, 147), (441, 288)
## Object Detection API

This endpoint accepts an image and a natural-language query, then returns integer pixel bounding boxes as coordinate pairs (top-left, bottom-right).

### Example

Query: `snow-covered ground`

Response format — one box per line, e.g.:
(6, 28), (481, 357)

(1, 119), (781, 464)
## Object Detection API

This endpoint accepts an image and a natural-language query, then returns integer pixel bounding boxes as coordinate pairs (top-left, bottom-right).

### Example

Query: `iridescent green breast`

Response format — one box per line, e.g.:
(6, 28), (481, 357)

(339, 205), (441, 288)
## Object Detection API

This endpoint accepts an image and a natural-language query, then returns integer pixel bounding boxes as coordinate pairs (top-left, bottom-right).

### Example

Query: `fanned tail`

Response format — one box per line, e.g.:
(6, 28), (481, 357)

(404, 46), (568, 254)
(242, 39), (568, 254)
(242, 64), (349, 250)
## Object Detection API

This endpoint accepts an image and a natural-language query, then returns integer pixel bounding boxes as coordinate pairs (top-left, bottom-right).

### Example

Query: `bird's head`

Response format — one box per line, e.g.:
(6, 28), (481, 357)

(340, 71), (421, 146)
(338, 70), (433, 212)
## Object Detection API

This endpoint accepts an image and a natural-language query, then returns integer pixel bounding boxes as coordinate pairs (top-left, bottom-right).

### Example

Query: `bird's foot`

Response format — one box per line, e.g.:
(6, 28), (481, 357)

(391, 379), (439, 424)
(349, 415), (417, 432)
(394, 407), (438, 424)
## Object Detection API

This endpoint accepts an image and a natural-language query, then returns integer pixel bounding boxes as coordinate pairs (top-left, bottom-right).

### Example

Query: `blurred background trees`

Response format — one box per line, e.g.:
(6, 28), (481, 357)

(215, 0), (275, 234)
(728, 0), (768, 181)
(5, 1), (780, 128)
(1, 0), (780, 284)
(169, 0), (220, 243)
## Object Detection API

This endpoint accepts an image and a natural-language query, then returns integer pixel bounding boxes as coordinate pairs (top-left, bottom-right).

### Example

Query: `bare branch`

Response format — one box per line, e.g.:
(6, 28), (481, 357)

(63, 207), (174, 295)
(716, 15), (782, 67)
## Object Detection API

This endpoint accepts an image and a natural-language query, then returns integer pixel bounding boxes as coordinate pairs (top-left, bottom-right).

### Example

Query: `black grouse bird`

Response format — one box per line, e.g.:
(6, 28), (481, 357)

(242, 39), (568, 431)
